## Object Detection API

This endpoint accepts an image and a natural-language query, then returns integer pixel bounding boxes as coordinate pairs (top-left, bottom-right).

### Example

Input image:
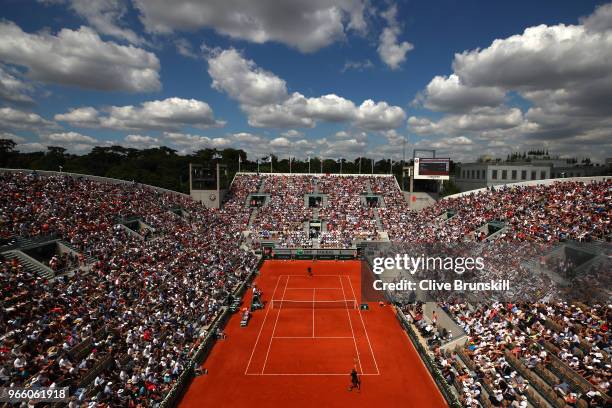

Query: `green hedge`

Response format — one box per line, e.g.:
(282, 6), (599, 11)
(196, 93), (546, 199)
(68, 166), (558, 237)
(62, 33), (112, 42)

(160, 268), (258, 408)
(395, 311), (462, 408)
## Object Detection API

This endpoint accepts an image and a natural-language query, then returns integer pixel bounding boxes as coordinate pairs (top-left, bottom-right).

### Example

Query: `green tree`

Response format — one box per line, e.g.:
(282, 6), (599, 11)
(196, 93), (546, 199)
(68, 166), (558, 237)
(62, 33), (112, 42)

(0, 139), (17, 167)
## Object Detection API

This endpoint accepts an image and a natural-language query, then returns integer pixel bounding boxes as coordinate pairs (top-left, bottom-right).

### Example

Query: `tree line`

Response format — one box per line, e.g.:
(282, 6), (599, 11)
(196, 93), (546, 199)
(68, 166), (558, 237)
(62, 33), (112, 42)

(0, 140), (426, 194)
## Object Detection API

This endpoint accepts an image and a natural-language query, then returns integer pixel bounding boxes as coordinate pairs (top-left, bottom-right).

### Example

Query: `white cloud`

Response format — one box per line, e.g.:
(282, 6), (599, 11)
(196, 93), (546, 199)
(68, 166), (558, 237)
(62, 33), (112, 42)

(22, 131), (104, 153)
(581, 3), (612, 33)
(125, 134), (159, 144)
(208, 48), (288, 107)
(162, 132), (231, 152)
(174, 38), (198, 58)
(0, 66), (34, 105)
(231, 132), (265, 144)
(133, 0), (369, 53)
(270, 136), (291, 148)
(410, 3), (612, 161)
(244, 98), (316, 128)
(155, 130), (368, 159)
(55, 97), (224, 131)
(408, 136), (479, 162)
(335, 130), (367, 142)
(15, 142), (47, 152)
(0, 21), (160, 92)
(102, 98), (224, 130)
(122, 134), (160, 149)
(443, 136), (473, 145)
(207, 48), (405, 129)
(377, 5), (413, 70)
(0, 132), (26, 143)
(316, 136), (368, 157)
(355, 99), (406, 130)
(299, 94), (356, 122)
(408, 106), (524, 136)
(0, 107), (57, 131)
(54, 107), (100, 127)
(453, 24), (612, 92)
(41, 131), (97, 143)
(414, 74), (505, 113)
(341, 59), (374, 73)
(281, 129), (303, 138)
(44, 0), (146, 44)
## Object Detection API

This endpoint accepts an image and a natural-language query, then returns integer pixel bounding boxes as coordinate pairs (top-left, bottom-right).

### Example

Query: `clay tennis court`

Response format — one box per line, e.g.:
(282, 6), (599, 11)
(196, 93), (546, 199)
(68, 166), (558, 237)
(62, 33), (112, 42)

(180, 260), (447, 408)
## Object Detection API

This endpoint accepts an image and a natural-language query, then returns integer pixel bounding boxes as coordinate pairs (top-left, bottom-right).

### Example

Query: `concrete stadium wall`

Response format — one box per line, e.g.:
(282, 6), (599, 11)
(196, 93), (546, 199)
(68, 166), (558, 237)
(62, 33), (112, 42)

(0, 168), (190, 198)
(403, 192), (438, 211)
(441, 176), (612, 200)
(190, 189), (228, 208)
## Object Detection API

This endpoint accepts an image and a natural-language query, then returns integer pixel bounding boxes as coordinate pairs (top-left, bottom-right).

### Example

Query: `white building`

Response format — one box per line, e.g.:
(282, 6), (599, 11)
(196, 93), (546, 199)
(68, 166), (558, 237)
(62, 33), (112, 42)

(454, 161), (608, 191)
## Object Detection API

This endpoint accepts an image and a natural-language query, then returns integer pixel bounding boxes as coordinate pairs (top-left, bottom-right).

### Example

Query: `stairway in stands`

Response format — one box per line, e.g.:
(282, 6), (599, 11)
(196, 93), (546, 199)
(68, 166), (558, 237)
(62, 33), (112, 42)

(57, 239), (97, 264)
(247, 176), (267, 228)
(365, 179), (384, 231)
(2, 249), (54, 280)
(248, 209), (258, 227)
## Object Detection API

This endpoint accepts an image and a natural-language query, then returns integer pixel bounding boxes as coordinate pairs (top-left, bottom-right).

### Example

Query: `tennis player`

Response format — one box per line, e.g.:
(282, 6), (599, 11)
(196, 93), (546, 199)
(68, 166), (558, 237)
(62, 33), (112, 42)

(307, 266), (313, 277)
(348, 368), (360, 391)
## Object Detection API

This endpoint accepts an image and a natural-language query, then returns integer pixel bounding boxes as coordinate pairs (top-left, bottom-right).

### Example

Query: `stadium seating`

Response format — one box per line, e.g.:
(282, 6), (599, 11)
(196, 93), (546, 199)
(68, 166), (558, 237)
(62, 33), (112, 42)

(0, 171), (610, 407)
(0, 172), (257, 405)
(430, 302), (611, 407)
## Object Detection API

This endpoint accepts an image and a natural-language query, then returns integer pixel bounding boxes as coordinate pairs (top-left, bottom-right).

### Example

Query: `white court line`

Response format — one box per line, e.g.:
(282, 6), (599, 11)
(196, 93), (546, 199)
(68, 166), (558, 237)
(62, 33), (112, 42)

(285, 287), (342, 290)
(282, 274), (346, 276)
(346, 275), (380, 375)
(261, 275), (290, 374)
(339, 275), (362, 374)
(312, 288), (315, 338)
(268, 299), (356, 303)
(244, 273), (282, 375)
(273, 336), (354, 339)
(245, 373), (380, 376)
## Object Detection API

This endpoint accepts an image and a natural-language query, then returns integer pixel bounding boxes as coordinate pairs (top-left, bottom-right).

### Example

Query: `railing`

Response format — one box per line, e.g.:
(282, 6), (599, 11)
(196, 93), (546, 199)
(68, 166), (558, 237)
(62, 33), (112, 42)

(0, 233), (59, 251)
(394, 310), (462, 408)
(442, 176), (611, 199)
(267, 248), (358, 260)
(159, 261), (260, 408)
(504, 350), (565, 408)
(546, 352), (611, 400)
(77, 354), (114, 388)
(0, 168), (190, 197)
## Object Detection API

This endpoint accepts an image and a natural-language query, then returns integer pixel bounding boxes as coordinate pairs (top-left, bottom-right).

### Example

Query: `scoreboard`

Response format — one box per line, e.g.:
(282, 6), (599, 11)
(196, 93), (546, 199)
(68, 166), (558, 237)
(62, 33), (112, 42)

(414, 158), (450, 180)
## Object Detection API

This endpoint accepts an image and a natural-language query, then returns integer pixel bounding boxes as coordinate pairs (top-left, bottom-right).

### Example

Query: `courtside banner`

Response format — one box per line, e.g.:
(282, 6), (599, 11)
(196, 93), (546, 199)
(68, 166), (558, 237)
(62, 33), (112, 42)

(361, 240), (610, 303)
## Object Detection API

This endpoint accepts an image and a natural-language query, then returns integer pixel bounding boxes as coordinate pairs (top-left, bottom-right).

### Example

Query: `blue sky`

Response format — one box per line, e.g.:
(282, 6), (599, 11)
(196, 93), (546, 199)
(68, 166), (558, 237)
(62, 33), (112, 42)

(0, 0), (611, 162)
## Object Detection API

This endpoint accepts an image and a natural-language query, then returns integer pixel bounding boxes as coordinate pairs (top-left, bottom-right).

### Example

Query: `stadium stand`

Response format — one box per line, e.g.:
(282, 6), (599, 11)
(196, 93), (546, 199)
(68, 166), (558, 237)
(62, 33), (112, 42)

(251, 174), (314, 246)
(0, 172), (257, 406)
(1, 170), (610, 407)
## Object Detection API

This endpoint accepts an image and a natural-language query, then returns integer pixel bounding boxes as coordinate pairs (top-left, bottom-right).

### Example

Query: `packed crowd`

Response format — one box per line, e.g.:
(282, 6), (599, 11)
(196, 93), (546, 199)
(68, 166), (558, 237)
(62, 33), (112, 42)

(371, 175), (414, 235)
(386, 180), (611, 244)
(1, 172), (257, 406)
(251, 175), (314, 247)
(318, 175), (381, 245)
(439, 302), (611, 407)
(1, 170), (610, 407)
(243, 174), (386, 248)
(379, 240), (560, 304)
(243, 175), (610, 250)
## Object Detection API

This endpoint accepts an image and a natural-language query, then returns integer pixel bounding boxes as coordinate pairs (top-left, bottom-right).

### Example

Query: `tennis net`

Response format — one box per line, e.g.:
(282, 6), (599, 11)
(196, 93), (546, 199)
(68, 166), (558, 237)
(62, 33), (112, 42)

(269, 299), (358, 309)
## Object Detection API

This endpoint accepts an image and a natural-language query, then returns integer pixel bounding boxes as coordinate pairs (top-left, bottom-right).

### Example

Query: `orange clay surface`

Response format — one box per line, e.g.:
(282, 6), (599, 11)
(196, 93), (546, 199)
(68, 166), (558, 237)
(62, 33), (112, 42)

(180, 260), (447, 408)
